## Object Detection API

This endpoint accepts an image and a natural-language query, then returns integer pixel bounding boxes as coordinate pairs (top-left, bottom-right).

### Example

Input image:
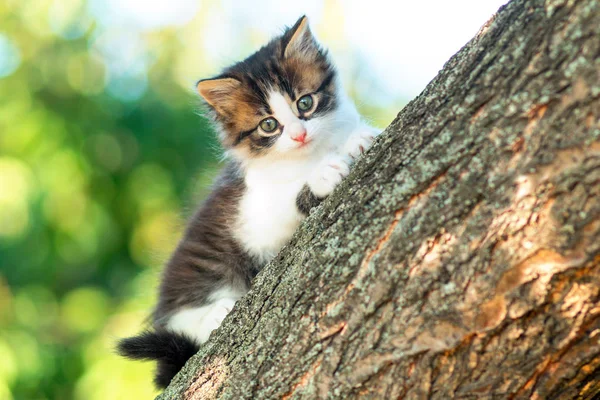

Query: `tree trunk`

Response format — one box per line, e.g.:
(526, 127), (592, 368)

(159, 0), (600, 398)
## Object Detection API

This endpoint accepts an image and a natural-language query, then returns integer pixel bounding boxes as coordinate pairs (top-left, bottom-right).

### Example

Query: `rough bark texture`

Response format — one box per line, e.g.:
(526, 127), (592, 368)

(159, 0), (600, 398)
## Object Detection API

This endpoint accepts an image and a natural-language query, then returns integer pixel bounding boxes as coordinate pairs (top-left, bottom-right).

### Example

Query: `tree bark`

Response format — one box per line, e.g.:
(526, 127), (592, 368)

(159, 0), (600, 398)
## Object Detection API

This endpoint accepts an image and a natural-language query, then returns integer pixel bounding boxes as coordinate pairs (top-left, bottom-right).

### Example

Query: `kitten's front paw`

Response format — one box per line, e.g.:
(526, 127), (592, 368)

(308, 154), (352, 198)
(344, 126), (381, 160)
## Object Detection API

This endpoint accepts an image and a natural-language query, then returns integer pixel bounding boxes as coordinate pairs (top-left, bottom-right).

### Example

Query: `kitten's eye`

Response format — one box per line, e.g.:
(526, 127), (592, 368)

(297, 95), (314, 112)
(259, 117), (279, 133)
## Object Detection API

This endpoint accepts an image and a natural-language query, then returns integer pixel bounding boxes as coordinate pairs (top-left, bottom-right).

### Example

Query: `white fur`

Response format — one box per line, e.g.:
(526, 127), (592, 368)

(166, 286), (243, 344)
(234, 88), (380, 261)
(235, 160), (307, 262)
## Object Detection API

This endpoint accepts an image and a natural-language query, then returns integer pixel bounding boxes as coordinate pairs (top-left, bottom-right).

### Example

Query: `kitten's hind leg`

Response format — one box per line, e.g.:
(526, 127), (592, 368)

(166, 287), (242, 345)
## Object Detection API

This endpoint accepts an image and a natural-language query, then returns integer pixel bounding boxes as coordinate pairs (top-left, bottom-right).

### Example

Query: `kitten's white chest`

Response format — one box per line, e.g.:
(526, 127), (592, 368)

(235, 164), (310, 262)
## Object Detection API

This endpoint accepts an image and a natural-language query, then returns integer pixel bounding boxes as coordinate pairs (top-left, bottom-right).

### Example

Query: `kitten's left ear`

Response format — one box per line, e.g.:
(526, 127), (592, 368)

(283, 16), (318, 58)
(196, 77), (241, 108)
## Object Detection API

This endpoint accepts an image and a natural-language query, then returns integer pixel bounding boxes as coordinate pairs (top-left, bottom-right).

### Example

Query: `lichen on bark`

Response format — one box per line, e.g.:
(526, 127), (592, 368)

(159, 0), (600, 398)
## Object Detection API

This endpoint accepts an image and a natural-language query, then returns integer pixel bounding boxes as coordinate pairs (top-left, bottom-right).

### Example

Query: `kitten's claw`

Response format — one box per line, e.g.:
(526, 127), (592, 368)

(309, 154), (352, 198)
(344, 126), (381, 160)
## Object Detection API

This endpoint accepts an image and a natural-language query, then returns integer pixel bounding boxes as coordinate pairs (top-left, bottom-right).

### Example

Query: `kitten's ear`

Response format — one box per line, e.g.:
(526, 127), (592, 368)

(283, 16), (317, 58)
(196, 77), (241, 107)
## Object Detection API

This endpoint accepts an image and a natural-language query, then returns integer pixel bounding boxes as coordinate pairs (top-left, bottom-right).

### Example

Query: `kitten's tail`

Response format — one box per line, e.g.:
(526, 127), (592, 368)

(117, 330), (199, 388)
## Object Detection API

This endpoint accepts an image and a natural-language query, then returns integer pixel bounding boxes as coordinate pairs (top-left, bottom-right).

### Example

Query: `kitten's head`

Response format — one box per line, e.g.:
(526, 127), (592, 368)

(197, 16), (352, 162)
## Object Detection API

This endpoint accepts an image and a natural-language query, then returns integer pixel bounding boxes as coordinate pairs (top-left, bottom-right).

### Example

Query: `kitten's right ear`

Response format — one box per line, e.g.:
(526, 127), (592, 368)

(196, 77), (241, 107)
(283, 15), (317, 59)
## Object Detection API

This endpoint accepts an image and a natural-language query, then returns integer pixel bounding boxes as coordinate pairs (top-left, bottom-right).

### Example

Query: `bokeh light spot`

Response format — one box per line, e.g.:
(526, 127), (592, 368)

(88, 133), (123, 172)
(0, 158), (34, 238)
(13, 286), (59, 330)
(0, 381), (13, 400)
(0, 278), (13, 326)
(0, 34), (20, 78)
(49, 0), (92, 40)
(44, 190), (88, 234)
(66, 52), (106, 94)
(75, 356), (158, 400)
(106, 69), (148, 102)
(89, 0), (200, 30)
(0, 338), (18, 387)
(40, 149), (88, 197)
(61, 287), (111, 334)
(130, 210), (181, 268)
(5, 331), (42, 381)
(127, 163), (177, 214)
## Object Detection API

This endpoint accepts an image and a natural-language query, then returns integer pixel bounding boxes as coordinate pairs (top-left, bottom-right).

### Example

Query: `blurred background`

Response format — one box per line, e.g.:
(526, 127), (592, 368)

(0, 0), (506, 398)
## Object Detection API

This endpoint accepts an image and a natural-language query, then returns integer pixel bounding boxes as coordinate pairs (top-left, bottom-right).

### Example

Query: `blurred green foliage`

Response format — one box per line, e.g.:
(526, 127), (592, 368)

(0, 0), (398, 399)
(0, 1), (223, 398)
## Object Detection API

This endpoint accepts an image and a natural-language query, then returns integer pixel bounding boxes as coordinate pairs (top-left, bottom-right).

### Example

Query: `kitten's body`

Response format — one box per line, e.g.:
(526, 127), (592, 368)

(118, 16), (379, 388)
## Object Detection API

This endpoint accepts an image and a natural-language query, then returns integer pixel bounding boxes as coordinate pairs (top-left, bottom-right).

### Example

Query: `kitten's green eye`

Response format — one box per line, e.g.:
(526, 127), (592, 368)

(297, 95), (314, 112)
(259, 117), (279, 133)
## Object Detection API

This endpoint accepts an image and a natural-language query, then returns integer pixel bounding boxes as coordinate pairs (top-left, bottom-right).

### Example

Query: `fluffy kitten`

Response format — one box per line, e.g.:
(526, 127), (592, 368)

(118, 16), (379, 388)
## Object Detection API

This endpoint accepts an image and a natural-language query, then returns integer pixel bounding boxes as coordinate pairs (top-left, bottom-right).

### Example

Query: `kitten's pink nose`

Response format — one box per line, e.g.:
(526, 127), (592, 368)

(291, 130), (307, 143)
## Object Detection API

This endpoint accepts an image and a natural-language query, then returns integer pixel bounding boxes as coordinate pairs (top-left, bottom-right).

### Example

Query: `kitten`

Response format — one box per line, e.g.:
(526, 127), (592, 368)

(118, 15), (379, 388)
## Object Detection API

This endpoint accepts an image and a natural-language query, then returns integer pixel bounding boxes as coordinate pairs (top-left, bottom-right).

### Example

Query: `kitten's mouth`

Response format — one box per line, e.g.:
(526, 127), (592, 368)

(297, 138), (312, 148)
